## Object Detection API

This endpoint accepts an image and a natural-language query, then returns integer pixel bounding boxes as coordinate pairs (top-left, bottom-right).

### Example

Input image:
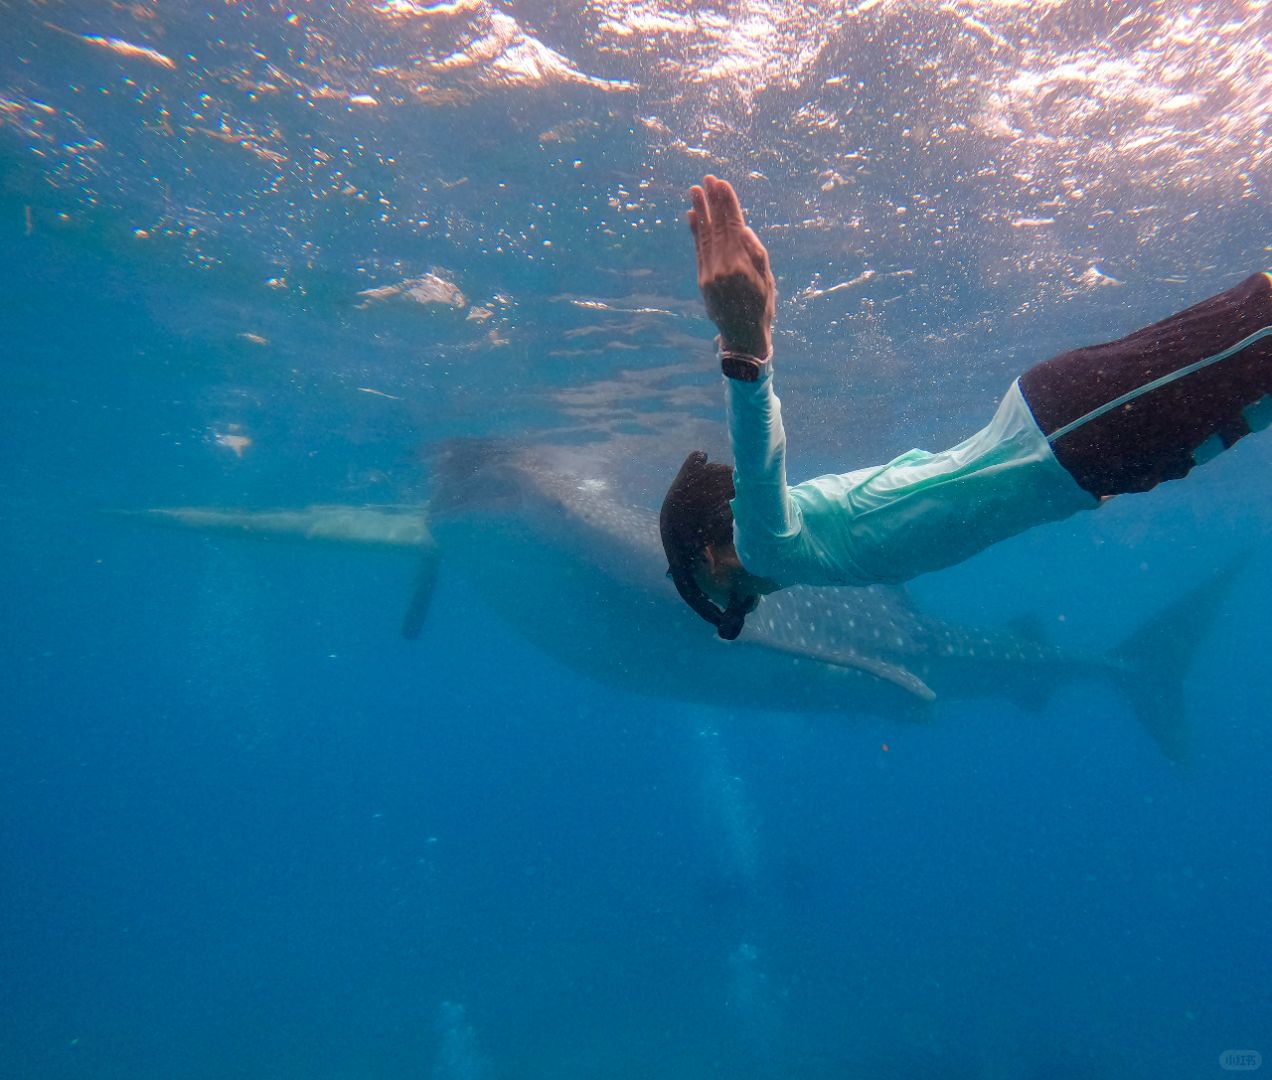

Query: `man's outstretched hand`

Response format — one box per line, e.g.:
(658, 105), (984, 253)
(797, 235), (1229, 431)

(688, 175), (776, 360)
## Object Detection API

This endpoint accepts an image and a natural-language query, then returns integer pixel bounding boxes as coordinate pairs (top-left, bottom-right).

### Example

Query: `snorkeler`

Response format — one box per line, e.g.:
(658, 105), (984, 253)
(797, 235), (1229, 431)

(662, 175), (1272, 640)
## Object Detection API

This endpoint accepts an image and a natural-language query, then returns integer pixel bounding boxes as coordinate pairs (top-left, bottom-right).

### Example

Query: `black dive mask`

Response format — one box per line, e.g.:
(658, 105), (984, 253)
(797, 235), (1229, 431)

(659, 450), (759, 640)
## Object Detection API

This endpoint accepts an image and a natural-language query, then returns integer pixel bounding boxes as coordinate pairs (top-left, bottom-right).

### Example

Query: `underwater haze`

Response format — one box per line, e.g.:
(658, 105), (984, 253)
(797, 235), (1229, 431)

(2, 1), (1271, 1077)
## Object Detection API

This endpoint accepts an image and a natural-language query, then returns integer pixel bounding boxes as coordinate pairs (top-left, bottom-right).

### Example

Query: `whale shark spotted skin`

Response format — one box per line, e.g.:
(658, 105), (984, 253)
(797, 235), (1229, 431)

(131, 442), (1239, 761)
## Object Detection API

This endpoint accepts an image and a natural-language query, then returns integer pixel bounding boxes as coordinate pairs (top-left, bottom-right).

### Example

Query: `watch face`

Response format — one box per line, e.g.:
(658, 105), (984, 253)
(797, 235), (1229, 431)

(721, 353), (763, 381)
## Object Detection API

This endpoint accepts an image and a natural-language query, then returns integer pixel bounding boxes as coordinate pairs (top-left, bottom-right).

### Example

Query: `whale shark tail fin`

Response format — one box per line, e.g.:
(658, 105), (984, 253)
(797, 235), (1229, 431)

(1112, 553), (1249, 766)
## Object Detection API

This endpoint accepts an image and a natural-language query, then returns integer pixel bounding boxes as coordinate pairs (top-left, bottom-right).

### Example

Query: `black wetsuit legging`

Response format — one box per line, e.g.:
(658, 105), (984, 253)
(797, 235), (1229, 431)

(1018, 272), (1272, 497)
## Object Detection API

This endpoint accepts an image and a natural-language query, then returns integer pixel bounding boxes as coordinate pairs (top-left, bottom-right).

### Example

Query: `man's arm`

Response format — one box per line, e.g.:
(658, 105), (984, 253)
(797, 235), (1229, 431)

(688, 176), (800, 576)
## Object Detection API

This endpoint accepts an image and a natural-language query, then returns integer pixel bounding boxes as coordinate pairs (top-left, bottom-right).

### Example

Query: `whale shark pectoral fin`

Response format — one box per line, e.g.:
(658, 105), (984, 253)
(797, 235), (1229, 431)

(754, 638), (936, 702)
(842, 654), (937, 702)
(400, 544), (441, 640)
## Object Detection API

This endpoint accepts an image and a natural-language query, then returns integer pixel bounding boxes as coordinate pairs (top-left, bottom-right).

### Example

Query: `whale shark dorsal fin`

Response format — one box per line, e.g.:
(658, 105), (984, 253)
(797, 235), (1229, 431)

(749, 637), (936, 702)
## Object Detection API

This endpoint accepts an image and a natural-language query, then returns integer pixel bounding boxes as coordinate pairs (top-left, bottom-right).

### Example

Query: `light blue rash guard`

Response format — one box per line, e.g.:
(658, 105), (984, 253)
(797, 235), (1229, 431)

(725, 368), (1100, 587)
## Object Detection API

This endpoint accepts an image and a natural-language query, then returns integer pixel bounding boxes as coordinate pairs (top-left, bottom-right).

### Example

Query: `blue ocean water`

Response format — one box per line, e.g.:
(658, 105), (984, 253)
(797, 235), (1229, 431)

(2, 2), (1270, 1077)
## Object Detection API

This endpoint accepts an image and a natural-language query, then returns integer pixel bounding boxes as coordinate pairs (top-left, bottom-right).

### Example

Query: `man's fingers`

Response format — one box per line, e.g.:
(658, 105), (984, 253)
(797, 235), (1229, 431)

(690, 184), (713, 264)
(693, 176), (767, 290)
(687, 208), (705, 268)
(706, 175), (746, 228)
(689, 184), (709, 228)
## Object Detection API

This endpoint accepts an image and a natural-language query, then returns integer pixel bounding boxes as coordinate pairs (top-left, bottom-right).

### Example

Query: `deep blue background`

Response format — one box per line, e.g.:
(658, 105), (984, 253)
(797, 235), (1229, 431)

(2, 205), (1270, 1079)
(3, 0), (1271, 1071)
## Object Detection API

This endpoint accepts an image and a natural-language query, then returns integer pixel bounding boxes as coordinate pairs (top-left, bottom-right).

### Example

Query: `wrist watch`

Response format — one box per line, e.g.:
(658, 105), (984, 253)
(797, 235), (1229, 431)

(720, 349), (770, 382)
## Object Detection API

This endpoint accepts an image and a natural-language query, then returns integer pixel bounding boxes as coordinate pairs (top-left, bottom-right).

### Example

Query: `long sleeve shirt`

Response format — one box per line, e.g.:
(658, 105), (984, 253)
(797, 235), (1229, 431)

(725, 368), (1099, 588)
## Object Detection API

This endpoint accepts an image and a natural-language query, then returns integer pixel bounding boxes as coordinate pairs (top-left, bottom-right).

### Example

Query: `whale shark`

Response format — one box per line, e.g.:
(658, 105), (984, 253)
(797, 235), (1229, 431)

(129, 440), (1241, 762)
